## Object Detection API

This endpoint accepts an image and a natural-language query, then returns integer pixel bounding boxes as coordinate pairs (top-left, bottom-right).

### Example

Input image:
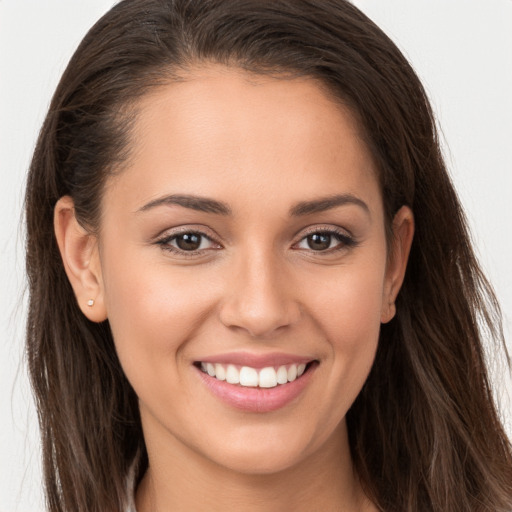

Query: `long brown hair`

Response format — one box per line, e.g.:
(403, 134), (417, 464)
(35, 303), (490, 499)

(25, 1), (512, 510)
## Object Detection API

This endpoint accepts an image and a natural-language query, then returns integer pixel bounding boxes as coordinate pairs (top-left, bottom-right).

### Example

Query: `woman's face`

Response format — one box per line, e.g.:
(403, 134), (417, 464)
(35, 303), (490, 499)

(83, 66), (411, 475)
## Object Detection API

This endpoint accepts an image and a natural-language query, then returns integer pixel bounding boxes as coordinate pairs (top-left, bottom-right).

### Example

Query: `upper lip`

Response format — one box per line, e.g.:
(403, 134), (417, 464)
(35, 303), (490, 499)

(194, 351), (315, 368)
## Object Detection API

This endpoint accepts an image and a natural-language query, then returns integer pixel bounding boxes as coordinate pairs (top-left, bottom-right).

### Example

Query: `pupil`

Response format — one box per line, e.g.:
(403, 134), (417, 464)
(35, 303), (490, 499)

(308, 233), (331, 250)
(176, 233), (201, 251)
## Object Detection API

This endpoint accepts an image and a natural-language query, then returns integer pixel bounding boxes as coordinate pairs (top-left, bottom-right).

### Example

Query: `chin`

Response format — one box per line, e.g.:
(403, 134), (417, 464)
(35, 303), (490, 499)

(195, 421), (336, 477)
(209, 444), (308, 476)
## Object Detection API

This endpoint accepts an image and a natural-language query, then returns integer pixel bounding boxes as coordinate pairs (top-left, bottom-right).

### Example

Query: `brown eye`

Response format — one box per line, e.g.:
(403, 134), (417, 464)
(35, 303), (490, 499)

(157, 231), (218, 253)
(295, 229), (357, 253)
(175, 233), (202, 251)
(306, 233), (332, 251)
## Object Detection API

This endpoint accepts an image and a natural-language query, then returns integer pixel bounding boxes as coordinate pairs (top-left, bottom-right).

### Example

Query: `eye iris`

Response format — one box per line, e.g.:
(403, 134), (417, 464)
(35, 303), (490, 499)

(307, 233), (331, 250)
(176, 233), (201, 251)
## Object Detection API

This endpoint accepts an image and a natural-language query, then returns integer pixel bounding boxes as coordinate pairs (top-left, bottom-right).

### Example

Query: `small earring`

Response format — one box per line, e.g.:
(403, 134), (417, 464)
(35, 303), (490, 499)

(87, 299), (95, 307)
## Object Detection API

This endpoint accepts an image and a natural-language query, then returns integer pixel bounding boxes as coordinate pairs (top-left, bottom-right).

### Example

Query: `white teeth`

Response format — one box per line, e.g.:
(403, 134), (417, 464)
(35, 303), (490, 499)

(259, 367), (277, 388)
(239, 366), (259, 387)
(199, 361), (310, 387)
(225, 364), (240, 384)
(215, 363), (226, 381)
(276, 365), (288, 385)
(287, 365), (297, 382)
(206, 363), (215, 377)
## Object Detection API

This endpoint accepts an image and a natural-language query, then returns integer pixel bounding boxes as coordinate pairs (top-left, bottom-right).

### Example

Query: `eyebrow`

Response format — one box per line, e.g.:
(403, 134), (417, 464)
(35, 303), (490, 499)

(137, 194), (232, 215)
(289, 194), (370, 217)
(137, 193), (369, 217)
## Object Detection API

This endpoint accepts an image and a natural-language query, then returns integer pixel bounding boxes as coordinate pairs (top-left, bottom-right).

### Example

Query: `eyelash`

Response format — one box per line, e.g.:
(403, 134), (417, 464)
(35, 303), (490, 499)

(292, 227), (359, 254)
(155, 229), (220, 257)
(155, 226), (358, 257)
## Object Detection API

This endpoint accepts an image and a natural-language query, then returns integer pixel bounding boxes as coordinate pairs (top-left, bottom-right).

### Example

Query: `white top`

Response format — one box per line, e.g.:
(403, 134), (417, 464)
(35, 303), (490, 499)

(126, 497), (137, 512)
(125, 459), (138, 512)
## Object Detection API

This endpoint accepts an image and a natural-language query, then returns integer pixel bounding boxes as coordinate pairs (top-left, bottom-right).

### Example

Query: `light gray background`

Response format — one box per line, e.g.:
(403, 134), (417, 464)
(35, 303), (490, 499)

(1, 1), (511, 510)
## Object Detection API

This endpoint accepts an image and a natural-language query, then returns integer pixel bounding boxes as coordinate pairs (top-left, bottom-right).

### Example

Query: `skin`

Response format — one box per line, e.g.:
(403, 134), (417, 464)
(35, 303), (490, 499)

(55, 65), (414, 511)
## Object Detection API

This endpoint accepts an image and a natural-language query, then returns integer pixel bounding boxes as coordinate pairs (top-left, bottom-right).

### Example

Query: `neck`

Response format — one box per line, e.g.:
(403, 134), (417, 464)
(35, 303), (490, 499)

(135, 421), (374, 512)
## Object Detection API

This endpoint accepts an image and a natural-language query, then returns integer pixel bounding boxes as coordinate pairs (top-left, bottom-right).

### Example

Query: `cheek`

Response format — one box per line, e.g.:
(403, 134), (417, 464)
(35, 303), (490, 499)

(309, 257), (386, 343)
(307, 258), (385, 402)
(100, 247), (216, 381)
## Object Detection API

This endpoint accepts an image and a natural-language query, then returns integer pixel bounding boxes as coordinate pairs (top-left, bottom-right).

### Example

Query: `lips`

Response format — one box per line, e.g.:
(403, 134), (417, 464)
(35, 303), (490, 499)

(194, 353), (317, 412)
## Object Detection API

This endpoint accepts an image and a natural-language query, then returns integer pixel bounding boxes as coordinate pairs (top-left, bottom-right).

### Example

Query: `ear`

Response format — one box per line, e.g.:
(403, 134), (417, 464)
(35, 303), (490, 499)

(54, 196), (108, 322)
(381, 205), (414, 323)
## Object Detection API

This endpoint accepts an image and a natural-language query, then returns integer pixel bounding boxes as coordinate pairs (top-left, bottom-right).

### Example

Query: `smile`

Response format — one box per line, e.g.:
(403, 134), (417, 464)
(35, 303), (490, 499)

(194, 356), (318, 413)
(198, 362), (307, 388)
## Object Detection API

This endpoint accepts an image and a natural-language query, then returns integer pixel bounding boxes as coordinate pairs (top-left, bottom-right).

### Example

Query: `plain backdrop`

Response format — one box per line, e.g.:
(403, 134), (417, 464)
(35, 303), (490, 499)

(1, 1), (511, 510)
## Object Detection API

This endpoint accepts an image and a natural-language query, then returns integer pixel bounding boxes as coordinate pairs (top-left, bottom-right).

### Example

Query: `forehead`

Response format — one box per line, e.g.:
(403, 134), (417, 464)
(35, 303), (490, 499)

(105, 65), (381, 217)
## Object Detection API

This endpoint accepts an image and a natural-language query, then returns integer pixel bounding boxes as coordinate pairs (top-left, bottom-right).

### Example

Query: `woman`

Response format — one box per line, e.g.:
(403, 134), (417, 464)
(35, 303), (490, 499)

(25, 0), (512, 510)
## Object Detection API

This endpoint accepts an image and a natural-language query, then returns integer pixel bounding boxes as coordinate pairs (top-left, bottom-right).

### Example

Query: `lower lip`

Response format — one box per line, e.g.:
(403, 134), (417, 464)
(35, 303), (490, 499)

(195, 363), (317, 413)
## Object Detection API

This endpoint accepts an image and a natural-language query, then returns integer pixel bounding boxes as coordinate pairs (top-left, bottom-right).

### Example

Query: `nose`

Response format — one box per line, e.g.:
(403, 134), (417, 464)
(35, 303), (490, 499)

(218, 250), (301, 338)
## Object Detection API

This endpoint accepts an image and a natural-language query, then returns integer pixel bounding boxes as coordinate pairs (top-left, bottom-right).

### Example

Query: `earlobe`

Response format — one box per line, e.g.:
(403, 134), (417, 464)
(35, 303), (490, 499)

(381, 205), (414, 324)
(54, 196), (108, 322)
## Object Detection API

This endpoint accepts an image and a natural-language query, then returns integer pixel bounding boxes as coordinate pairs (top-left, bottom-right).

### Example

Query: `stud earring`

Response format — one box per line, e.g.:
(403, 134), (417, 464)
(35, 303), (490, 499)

(87, 299), (95, 307)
